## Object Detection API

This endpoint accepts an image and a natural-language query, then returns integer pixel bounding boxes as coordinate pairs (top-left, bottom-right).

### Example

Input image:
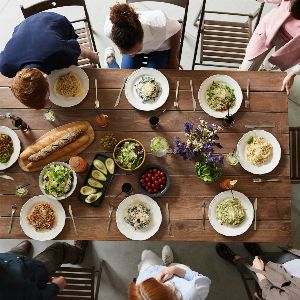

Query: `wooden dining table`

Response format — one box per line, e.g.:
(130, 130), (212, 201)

(0, 69), (291, 243)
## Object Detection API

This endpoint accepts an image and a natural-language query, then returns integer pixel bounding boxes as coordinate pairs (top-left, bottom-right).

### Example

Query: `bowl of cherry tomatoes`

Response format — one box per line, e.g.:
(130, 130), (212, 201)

(138, 165), (170, 197)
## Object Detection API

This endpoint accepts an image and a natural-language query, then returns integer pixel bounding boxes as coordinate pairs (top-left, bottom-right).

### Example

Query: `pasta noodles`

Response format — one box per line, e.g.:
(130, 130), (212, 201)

(245, 136), (273, 166)
(54, 72), (84, 98)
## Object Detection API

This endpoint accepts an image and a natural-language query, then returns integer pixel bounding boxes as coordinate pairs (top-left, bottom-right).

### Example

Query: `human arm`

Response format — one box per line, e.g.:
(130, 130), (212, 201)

(80, 46), (99, 64)
(155, 266), (186, 283)
(281, 65), (300, 95)
(168, 30), (181, 69)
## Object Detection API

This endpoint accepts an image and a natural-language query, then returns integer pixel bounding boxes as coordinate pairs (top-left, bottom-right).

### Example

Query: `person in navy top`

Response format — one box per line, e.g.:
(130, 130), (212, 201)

(0, 12), (98, 109)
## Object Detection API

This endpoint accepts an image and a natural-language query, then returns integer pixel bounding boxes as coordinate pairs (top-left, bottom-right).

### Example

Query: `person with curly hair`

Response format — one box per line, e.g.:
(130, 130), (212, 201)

(240, 0), (300, 95)
(103, 3), (181, 69)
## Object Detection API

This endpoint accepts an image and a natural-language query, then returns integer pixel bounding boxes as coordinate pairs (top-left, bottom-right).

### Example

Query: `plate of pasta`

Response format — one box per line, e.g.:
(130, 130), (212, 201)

(116, 194), (162, 240)
(208, 190), (253, 236)
(237, 130), (281, 174)
(125, 68), (169, 111)
(198, 75), (243, 118)
(20, 195), (66, 241)
(48, 65), (89, 107)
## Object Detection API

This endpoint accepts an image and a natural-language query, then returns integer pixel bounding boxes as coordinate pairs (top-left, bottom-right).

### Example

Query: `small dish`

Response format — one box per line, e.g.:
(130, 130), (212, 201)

(138, 165), (170, 198)
(113, 138), (146, 171)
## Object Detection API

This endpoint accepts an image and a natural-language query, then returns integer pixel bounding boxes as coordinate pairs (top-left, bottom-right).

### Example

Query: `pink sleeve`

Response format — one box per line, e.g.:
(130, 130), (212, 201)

(257, 0), (284, 3)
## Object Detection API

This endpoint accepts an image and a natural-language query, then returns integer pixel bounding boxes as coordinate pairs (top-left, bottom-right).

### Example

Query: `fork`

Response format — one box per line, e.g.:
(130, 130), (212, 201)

(173, 81), (180, 109)
(245, 79), (250, 108)
(114, 77), (127, 108)
(68, 205), (78, 236)
(95, 79), (100, 109)
(190, 80), (196, 111)
(106, 202), (115, 233)
(8, 204), (17, 234)
(253, 198), (258, 231)
(253, 178), (280, 183)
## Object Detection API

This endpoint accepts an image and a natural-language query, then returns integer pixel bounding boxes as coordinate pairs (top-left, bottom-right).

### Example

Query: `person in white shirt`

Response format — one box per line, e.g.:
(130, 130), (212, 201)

(103, 3), (181, 69)
(128, 245), (211, 300)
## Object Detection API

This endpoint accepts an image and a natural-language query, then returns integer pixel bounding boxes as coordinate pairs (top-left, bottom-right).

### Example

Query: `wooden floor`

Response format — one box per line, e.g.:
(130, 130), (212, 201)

(0, 69), (291, 242)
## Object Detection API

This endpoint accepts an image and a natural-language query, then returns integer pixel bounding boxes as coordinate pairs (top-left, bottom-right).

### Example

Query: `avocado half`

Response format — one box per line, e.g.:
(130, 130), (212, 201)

(88, 178), (103, 189)
(85, 192), (102, 204)
(92, 170), (106, 181)
(105, 158), (115, 175)
(93, 159), (107, 175)
(80, 186), (97, 196)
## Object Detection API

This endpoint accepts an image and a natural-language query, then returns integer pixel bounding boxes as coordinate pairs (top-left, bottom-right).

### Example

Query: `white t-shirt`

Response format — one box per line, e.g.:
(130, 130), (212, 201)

(283, 259), (300, 278)
(104, 10), (181, 54)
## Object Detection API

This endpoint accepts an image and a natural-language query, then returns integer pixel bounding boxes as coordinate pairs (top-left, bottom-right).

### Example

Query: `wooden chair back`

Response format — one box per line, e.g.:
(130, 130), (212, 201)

(290, 127), (300, 183)
(20, 0), (98, 68)
(192, 2), (265, 69)
(54, 260), (103, 300)
(126, 0), (189, 64)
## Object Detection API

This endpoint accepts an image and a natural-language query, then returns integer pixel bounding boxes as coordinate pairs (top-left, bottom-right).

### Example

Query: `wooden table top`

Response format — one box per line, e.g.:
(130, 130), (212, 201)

(0, 69), (291, 242)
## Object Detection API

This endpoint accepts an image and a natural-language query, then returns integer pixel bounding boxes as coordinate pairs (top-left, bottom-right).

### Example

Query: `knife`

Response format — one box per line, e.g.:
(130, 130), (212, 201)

(254, 198), (258, 231)
(245, 124), (275, 129)
(114, 77), (127, 108)
(190, 80), (196, 111)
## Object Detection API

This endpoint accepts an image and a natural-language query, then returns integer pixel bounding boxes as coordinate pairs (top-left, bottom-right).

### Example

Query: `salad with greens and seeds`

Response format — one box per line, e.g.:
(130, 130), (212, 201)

(42, 164), (73, 198)
(207, 81), (236, 112)
(216, 198), (246, 226)
(115, 141), (144, 170)
(124, 203), (151, 230)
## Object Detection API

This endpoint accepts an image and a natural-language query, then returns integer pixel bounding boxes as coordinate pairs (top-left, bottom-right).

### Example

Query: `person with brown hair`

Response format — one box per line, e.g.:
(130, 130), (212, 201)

(0, 12), (99, 109)
(240, 0), (300, 95)
(103, 3), (181, 69)
(128, 245), (211, 300)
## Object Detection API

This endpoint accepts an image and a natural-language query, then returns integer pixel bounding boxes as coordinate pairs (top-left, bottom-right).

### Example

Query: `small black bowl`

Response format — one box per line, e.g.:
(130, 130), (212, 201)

(137, 165), (170, 198)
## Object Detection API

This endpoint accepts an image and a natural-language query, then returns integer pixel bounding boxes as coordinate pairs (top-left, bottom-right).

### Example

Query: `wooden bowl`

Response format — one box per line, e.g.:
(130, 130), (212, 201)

(113, 138), (146, 171)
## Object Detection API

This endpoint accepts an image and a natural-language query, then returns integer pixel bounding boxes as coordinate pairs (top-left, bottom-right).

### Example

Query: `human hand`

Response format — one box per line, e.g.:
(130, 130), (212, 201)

(89, 51), (100, 64)
(281, 72), (296, 95)
(52, 276), (66, 291)
(155, 266), (176, 283)
(252, 256), (264, 271)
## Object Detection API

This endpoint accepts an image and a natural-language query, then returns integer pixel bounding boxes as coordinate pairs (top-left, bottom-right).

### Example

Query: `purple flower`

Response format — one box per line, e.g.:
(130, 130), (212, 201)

(184, 121), (193, 134)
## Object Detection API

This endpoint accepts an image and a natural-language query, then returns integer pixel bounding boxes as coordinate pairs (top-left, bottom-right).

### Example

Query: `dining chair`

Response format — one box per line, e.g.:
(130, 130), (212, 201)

(239, 268), (264, 300)
(192, 1), (265, 69)
(54, 259), (104, 300)
(20, 0), (100, 68)
(126, 0), (189, 66)
(289, 127), (300, 184)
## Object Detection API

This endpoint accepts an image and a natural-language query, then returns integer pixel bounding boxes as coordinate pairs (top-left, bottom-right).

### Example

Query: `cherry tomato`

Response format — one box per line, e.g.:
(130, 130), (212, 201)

(160, 184), (164, 189)
(154, 188), (158, 193)
(147, 182), (151, 187)
(148, 189), (152, 193)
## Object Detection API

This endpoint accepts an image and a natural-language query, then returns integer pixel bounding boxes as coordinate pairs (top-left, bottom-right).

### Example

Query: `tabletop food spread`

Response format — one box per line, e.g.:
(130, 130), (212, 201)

(0, 67), (291, 242)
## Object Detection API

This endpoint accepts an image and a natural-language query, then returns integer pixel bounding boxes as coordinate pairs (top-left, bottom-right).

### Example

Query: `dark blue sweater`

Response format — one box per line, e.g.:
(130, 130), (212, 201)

(0, 12), (81, 77)
(0, 253), (59, 300)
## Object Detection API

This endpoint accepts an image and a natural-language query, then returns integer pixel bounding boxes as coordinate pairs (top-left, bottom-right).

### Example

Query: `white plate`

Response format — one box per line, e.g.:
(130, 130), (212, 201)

(208, 190), (254, 237)
(20, 195), (66, 241)
(116, 194), (162, 240)
(125, 68), (169, 111)
(198, 75), (243, 118)
(0, 126), (21, 170)
(48, 65), (89, 107)
(237, 130), (281, 175)
(39, 162), (77, 201)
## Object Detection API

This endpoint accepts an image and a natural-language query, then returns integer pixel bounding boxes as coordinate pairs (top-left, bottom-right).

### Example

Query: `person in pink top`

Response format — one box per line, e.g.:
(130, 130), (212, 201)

(240, 0), (300, 95)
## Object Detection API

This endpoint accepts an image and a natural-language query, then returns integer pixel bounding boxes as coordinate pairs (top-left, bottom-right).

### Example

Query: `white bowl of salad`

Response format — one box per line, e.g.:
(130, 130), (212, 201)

(113, 139), (146, 171)
(39, 162), (77, 200)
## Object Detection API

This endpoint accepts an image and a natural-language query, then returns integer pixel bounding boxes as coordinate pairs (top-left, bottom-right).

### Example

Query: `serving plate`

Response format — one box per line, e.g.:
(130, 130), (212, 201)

(208, 190), (254, 237)
(0, 126), (21, 170)
(48, 65), (89, 107)
(116, 194), (162, 240)
(125, 68), (169, 111)
(237, 130), (281, 175)
(20, 195), (66, 241)
(198, 74), (243, 118)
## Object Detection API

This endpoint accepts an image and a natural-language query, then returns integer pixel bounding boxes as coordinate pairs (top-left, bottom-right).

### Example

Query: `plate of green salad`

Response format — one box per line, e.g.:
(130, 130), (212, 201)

(113, 139), (145, 171)
(39, 162), (77, 200)
(0, 126), (20, 171)
(198, 75), (243, 118)
(208, 190), (253, 236)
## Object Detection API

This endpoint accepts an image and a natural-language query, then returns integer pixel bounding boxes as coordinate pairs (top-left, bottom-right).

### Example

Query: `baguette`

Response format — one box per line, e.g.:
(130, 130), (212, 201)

(20, 123), (88, 160)
(26, 134), (90, 170)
